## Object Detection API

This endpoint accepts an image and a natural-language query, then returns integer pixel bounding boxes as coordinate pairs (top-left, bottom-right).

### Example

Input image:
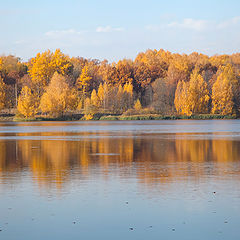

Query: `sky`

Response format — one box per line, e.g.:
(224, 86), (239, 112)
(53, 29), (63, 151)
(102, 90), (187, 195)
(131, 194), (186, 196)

(0, 0), (240, 61)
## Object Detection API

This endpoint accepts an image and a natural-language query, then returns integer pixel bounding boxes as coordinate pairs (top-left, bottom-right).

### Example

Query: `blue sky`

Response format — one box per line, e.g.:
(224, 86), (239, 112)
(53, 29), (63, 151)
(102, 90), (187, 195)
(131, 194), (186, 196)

(1, 0), (240, 61)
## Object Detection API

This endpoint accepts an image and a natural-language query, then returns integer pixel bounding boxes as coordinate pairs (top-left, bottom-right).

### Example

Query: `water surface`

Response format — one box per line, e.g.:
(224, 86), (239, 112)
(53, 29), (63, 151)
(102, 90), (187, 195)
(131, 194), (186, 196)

(0, 120), (240, 240)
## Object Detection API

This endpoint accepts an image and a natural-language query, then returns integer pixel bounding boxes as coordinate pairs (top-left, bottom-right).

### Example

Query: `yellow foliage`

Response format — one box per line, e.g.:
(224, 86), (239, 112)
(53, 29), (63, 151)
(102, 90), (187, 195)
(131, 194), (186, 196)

(174, 81), (191, 115)
(123, 82), (133, 96)
(84, 97), (91, 111)
(28, 49), (72, 92)
(172, 54), (190, 74)
(84, 113), (94, 120)
(117, 84), (123, 98)
(76, 66), (92, 96)
(187, 69), (209, 113)
(40, 72), (77, 117)
(17, 86), (37, 118)
(91, 89), (99, 107)
(97, 83), (104, 105)
(174, 69), (209, 115)
(0, 77), (6, 110)
(134, 99), (142, 111)
(212, 64), (236, 115)
(77, 98), (84, 110)
(0, 58), (2, 71)
(97, 82), (109, 110)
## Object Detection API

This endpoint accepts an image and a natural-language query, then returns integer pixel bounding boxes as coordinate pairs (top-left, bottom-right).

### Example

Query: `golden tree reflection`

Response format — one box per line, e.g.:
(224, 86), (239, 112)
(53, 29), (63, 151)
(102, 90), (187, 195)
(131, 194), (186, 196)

(0, 131), (240, 191)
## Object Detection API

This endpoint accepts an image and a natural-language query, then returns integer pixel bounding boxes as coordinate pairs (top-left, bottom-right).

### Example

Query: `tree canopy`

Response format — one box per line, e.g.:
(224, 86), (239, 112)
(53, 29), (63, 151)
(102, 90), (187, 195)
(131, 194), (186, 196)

(1, 48), (240, 118)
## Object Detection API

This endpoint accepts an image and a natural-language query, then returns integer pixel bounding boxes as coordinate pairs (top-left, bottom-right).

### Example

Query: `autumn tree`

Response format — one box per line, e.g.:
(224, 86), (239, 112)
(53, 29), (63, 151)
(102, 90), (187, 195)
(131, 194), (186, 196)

(123, 82), (134, 109)
(91, 89), (99, 107)
(98, 60), (118, 87)
(83, 97), (95, 120)
(152, 78), (174, 114)
(174, 80), (190, 115)
(212, 64), (237, 115)
(187, 69), (210, 114)
(133, 61), (152, 93)
(0, 77), (6, 110)
(70, 57), (88, 80)
(134, 99), (142, 111)
(17, 86), (37, 118)
(174, 70), (209, 115)
(97, 83), (104, 107)
(76, 65), (92, 98)
(0, 55), (27, 108)
(28, 49), (72, 95)
(117, 84), (124, 112)
(40, 72), (77, 117)
(97, 82), (109, 110)
(115, 59), (134, 86)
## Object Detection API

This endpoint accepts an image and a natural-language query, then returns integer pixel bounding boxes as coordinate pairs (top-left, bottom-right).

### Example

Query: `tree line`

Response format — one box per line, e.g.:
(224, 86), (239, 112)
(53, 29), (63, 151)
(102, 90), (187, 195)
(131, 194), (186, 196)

(0, 49), (240, 119)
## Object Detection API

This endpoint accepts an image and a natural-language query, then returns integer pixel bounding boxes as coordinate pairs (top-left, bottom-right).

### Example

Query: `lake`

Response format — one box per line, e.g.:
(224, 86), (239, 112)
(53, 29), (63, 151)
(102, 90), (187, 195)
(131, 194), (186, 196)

(0, 120), (240, 240)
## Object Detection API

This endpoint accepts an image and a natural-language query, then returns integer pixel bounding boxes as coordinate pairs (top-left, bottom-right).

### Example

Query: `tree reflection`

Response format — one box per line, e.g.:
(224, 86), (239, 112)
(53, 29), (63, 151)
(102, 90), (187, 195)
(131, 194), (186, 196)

(0, 131), (240, 191)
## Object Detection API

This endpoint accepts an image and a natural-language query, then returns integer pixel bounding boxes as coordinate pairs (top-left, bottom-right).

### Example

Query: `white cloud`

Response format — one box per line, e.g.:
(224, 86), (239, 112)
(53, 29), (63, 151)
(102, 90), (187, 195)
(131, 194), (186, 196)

(96, 26), (124, 33)
(217, 16), (240, 29)
(168, 18), (208, 31)
(45, 29), (83, 38)
(6, 16), (240, 62)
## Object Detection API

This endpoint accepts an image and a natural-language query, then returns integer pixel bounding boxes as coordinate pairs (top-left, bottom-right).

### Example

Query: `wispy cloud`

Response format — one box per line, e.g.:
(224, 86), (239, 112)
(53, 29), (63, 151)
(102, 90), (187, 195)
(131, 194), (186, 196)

(96, 26), (124, 33)
(45, 29), (83, 38)
(7, 16), (240, 62)
(168, 18), (208, 31)
(217, 16), (240, 29)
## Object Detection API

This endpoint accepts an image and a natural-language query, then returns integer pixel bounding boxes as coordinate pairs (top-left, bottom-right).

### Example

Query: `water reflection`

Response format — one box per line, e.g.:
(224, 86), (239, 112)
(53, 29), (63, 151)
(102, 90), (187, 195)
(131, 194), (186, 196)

(1, 124), (240, 192)
(1, 121), (240, 240)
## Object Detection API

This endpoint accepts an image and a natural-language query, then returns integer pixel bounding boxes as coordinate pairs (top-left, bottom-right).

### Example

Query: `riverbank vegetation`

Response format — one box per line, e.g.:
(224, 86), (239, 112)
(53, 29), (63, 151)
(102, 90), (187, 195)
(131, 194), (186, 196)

(0, 49), (240, 120)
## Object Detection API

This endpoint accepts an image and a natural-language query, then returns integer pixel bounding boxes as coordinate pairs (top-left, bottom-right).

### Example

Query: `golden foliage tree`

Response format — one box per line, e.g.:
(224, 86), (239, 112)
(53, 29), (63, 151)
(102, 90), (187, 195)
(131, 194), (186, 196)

(91, 89), (99, 107)
(187, 69), (209, 114)
(124, 82), (133, 96)
(0, 77), (6, 110)
(84, 97), (91, 111)
(17, 86), (37, 118)
(174, 70), (209, 115)
(28, 49), (72, 93)
(212, 64), (237, 115)
(83, 97), (94, 120)
(76, 65), (92, 97)
(40, 72), (77, 117)
(174, 80), (190, 115)
(97, 83), (104, 107)
(134, 99), (142, 111)
(123, 82), (134, 109)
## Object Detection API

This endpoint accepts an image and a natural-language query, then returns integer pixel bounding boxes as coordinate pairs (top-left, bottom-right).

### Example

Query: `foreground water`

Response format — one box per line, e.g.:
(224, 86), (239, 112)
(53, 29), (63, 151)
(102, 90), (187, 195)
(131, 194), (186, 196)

(0, 120), (240, 240)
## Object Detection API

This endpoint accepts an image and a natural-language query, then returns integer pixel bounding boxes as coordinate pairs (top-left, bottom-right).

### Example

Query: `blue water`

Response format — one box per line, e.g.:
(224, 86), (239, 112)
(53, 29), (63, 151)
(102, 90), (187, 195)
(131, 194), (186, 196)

(0, 120), (240, 240)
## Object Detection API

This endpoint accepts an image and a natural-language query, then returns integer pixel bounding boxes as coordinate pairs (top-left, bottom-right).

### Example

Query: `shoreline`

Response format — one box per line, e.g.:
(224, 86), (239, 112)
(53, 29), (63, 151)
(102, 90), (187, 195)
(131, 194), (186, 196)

(0, 114), (237, 122)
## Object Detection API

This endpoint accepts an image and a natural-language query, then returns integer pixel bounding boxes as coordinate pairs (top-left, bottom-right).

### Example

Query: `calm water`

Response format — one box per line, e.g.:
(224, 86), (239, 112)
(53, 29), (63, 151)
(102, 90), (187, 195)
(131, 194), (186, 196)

(0, 120), (240, 240)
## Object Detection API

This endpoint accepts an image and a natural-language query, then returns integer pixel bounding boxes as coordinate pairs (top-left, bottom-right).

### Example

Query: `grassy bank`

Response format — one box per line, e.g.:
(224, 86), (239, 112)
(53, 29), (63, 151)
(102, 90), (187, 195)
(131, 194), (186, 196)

(99, 114), (236, 121)
(0, 113), (237, 122)
(0, 113), (15, 121)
